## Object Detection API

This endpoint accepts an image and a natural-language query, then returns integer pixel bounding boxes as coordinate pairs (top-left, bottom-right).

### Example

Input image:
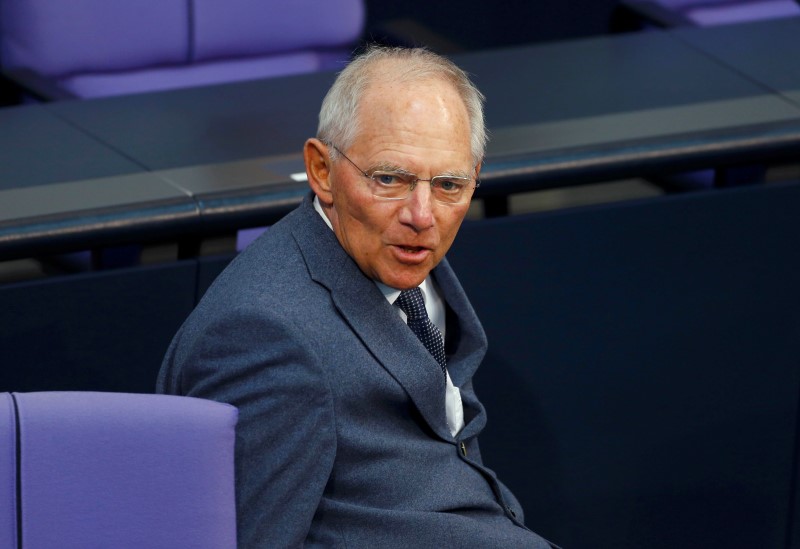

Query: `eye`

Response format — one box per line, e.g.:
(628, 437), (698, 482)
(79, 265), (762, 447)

(436, 178), (466, 192)
(371, 172), (405, 187)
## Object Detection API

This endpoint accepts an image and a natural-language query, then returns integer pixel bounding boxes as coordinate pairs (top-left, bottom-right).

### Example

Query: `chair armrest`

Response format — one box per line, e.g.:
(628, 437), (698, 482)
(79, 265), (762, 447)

(1, 68), (79, 101)
(617, 0), (695, 27)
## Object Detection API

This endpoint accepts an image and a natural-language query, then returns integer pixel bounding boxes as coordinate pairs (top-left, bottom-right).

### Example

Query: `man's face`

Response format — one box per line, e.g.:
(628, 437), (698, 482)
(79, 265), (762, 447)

(322, 77), (477, 290)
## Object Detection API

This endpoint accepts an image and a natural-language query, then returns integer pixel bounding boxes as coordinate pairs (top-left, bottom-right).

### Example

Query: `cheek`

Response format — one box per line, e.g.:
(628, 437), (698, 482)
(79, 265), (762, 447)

(359, 199), (402, 232)
(338, 201), (392, 252)
(438, 208), (468, 243)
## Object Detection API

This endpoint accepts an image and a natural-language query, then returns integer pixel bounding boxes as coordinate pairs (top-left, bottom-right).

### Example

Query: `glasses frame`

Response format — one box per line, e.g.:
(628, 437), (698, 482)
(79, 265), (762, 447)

(329, 144), (480, 205)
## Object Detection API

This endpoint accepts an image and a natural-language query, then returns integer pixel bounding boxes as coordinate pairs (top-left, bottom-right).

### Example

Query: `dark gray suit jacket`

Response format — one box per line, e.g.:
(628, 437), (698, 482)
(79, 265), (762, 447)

(157, 195), (553, 548)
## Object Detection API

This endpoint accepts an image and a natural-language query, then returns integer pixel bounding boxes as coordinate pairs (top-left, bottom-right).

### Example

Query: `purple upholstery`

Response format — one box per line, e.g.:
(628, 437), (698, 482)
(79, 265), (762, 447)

(0, 2), (188, 76)
(0, 0), (364, 98)
(683, 0), (800, 25)
(0, 393), (16, 549)
(636, 0), (800, 25)
(61, 50), (350, 98)
(236, 226), (269, 252)
(7, 391), (238, 548)
(192, 0), (364, 61)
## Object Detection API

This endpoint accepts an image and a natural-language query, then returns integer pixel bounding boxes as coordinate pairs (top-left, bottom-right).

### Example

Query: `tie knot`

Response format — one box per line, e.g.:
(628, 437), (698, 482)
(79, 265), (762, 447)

(395, 286), (447, 374)
(395, 288), (427, 321)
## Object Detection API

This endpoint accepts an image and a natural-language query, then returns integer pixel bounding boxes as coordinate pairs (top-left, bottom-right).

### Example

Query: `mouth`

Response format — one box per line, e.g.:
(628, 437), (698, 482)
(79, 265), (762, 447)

(392, 244), (433, 264)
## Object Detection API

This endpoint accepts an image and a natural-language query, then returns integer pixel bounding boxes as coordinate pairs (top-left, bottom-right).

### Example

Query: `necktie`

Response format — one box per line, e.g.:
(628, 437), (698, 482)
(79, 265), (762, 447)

(395, 287), (447, 377)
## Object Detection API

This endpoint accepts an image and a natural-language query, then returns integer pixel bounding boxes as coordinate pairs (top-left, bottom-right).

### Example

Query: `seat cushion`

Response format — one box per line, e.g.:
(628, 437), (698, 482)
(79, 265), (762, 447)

(683, 0), (800, 25)
(0, 393), (16, 549)
(59, 50), (352, 98)
(15, 391), (237, 548)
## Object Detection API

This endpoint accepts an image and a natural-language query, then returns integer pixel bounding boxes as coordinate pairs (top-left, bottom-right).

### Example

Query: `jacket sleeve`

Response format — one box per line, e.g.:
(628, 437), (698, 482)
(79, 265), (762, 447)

(158, 303), (337, 547)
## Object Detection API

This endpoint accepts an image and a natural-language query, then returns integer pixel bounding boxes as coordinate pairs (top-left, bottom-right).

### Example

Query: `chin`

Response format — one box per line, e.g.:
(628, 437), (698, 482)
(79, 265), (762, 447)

(382, 272), (429, 291)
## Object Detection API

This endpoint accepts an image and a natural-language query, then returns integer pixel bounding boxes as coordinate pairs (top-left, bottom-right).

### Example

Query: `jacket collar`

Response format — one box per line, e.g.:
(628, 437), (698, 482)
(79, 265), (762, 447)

(291, 194), (486, 440)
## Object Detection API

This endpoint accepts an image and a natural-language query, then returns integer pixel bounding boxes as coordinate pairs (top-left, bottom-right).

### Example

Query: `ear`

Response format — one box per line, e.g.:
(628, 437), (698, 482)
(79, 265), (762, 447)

(304, 138), (333, 205)
(474, 160), (482, 180)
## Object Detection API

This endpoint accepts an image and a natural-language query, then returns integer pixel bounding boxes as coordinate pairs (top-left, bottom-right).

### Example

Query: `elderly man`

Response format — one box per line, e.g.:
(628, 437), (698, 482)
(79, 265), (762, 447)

(157, 46), (556, 548)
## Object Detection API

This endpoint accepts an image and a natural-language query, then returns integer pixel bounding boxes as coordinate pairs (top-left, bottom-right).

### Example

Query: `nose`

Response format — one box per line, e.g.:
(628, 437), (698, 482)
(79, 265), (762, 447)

(398, 181), (435, 231)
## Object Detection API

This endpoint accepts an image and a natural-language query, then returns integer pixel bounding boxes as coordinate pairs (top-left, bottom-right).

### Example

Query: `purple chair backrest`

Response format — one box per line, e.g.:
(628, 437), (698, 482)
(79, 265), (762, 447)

(0, 0), (364, 76)
(684, 0), (800, 25)
(636, 0), (800, 25)
(2, 391), (238, 549)
(0, 393), (16, 549)
(192, 0), (364, 62)
(0, 2), (189, 76)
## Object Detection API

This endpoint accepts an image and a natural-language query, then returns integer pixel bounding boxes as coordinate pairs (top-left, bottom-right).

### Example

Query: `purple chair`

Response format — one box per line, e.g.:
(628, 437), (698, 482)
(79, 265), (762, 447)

(620, 0), (800, 27)
(0, 0), (364, 99)
(1, 391), (238, 548)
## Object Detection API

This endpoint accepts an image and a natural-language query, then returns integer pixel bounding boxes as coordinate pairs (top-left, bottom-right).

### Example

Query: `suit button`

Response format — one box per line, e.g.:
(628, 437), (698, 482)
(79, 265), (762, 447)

(459, 441), (467, 457)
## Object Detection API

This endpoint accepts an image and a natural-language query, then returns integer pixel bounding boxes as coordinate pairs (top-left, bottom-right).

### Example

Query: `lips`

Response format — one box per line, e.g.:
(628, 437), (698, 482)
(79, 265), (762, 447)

(392, 243), (433, 264)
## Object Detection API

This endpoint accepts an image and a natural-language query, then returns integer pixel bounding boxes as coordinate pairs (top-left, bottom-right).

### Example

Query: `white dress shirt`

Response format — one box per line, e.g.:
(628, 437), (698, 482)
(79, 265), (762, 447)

(314, 197), (464, 437)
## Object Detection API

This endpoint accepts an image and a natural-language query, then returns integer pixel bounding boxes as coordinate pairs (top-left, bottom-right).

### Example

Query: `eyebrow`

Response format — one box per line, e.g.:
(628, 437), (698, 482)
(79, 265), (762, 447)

(436, 170), (473, 179)
(368, 162), (415, 175)
(368, 163), (473, 180)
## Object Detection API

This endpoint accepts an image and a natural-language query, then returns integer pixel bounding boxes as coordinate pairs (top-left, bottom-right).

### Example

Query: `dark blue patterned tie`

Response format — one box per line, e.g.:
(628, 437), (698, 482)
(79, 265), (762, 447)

(395, 287), (447, 377)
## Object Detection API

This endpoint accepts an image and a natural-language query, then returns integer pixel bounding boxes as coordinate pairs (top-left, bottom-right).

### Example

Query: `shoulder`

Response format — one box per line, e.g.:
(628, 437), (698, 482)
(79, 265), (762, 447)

(201, 204), (319, 306)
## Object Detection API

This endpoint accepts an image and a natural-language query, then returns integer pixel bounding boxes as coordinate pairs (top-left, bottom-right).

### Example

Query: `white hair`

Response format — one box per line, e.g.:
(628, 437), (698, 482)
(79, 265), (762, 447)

(317, 45), (487, 165)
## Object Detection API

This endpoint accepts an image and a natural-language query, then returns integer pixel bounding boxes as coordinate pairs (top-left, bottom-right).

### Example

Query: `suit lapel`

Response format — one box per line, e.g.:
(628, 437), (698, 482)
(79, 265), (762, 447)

(290, 196), (452, 440)
(433, 259), (488, 439)
(433, 259), (486, 387)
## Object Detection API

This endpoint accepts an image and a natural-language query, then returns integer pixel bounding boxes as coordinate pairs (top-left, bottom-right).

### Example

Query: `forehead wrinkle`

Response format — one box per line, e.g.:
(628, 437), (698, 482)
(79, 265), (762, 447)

(364, 133), (472, 172)
(357, 83), (468, 140)
(352, 81), (473, 176)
